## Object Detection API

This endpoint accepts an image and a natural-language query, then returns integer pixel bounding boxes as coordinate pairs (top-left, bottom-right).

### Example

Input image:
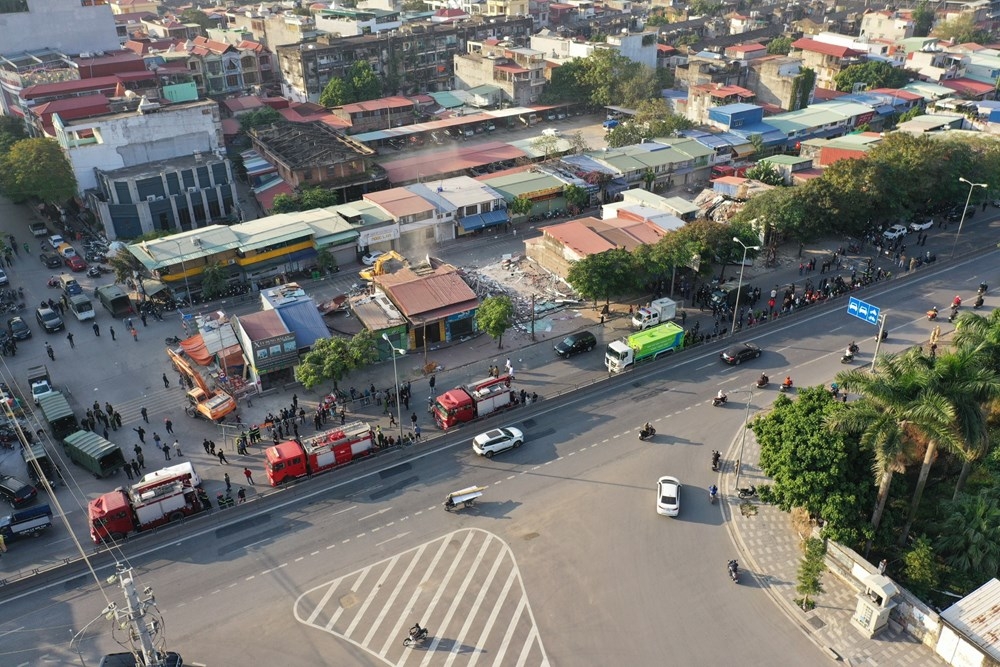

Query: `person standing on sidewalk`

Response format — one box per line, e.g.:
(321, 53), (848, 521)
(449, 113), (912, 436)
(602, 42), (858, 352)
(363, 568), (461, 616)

(243, 467), (254, 485)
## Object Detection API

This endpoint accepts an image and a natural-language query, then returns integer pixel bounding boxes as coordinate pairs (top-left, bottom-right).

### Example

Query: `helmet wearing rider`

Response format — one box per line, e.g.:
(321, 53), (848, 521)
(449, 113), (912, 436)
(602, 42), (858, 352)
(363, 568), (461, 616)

(783, 376), (793, 387)
(717, 389), (725, 399)
(643, 421), (652, 433)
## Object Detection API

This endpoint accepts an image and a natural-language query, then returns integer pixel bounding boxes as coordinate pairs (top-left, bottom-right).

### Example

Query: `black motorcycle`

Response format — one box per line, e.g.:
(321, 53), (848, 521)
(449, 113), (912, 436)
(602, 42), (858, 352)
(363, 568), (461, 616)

(728, 560), (740, 583)
(711, 450), (721, 471)
(639, 425), (656, 441)
(712, 394), (728, 407)
(403, 625), (429, 647)
(737, 485), (757, 499)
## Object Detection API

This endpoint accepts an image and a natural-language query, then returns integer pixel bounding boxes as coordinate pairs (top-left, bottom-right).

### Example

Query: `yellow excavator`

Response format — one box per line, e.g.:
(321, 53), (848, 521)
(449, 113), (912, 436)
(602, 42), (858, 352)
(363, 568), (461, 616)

(359, 250), (408, 281)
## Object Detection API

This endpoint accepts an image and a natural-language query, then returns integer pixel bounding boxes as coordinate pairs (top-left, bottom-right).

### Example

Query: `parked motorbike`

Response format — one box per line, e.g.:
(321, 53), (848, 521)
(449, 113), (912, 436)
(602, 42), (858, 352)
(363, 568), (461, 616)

(728, 559), (740, 583)
(712, 394), (728, 407)
(638, 425), (656, 441)
(737, 485), (758, 499)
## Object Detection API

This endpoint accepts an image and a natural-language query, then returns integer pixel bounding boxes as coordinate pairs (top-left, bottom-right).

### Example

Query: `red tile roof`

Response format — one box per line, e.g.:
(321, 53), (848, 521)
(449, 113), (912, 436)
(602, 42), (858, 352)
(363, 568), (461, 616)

(223, 96), (265, 113)
(544, 219), (616, 257)
(708, 84), (754, 98)
(869, 88), (922, 101)
(337, 96), (414, 113)
(812, 86), (844, 101)
(21, 76), (121, 99)
(32, 94), (111, 121)
(730, 42), (766, 52)
(791, 38), (862, 59)
(940, 77), (994, 95)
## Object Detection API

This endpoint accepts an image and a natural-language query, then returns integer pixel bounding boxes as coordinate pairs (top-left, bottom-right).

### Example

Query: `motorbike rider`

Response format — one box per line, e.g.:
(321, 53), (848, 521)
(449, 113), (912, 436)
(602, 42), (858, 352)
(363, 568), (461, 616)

(728, 559), (739, 576)
(953, 295), (962, 307)
(716, 389), (727, 401)
(409, 623), (425, 639)
(844, 345), (854, 358)
(782, 376), (793, 388)
(709, 484), (718, 498)
(758, 372), (769, 386)
(642, 421), (653, 435)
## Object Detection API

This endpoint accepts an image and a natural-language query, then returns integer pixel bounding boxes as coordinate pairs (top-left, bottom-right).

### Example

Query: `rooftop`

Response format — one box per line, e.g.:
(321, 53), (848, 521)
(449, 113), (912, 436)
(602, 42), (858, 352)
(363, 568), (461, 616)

(251, 120), (374, 169)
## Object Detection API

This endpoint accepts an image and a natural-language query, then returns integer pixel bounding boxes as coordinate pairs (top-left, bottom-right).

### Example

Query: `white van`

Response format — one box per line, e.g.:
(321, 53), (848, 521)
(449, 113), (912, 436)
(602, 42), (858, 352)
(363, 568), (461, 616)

(68, 294), (95, 321)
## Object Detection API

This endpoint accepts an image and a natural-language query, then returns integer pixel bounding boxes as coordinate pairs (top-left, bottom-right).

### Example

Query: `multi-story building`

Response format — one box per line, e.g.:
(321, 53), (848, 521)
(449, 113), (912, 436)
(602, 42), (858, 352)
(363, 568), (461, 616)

(789, 37), (864, 90)
(529, 29), (657, 69)
(141, 17), (201, 41)
(684, 83), (756, 124)
(88, 153), (238, 239)
(226, 8), (320, 50)
(108, 0), (159, 15)
(313, 7), (402, 36)
(330, 97), (416, 133)
(0, 0), (120, 57)
(51, 98), (224, 194)
(276, 15), (534, 102)
(745, 55), (813, 112)
(858, 9), (914, 42)
(454, 41), (546, 107)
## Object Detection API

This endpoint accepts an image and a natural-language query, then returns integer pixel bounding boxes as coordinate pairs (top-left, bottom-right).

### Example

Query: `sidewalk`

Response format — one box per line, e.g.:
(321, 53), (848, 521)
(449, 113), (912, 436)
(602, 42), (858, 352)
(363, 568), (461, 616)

(724, 429), (945, 666)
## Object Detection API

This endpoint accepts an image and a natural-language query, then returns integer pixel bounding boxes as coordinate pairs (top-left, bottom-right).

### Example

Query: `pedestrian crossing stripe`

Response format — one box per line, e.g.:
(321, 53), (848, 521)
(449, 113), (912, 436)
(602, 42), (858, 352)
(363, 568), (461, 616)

(294, 527), (550, 666)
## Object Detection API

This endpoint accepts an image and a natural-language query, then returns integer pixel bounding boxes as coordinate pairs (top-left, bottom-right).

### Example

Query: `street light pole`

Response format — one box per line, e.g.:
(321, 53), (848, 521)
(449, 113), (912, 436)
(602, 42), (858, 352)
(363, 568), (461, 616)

(171, 239), (192, 307)
(733, 387), (754, 491)
(382, 333), (405, 442)
(730, 237), (761, 336)
(951, 177), (987, 258)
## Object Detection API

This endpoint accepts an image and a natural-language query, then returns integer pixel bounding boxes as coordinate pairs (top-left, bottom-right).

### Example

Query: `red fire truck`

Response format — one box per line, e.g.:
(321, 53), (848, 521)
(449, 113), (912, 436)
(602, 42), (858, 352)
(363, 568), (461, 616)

(432, 375), (515, 430)
(264, 421), (374, 486)
(88, 462), (208, 543)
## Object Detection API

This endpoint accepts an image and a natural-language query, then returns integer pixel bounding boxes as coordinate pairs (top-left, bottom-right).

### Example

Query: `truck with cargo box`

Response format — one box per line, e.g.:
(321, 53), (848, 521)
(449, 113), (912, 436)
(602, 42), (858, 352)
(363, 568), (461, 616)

(63, 430), (125, 478)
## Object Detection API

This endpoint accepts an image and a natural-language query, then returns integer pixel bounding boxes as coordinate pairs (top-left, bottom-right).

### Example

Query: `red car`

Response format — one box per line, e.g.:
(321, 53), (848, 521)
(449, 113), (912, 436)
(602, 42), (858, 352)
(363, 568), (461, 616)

(65, 255), (88, 272)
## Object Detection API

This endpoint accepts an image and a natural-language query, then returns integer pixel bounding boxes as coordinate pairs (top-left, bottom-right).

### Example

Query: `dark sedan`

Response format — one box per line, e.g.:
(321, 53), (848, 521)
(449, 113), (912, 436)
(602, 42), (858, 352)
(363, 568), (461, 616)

(39, 252), (62, 268)
(0, 474), (37, 507)
(8, 315), (31, 340)
(720, 343), (762, 365)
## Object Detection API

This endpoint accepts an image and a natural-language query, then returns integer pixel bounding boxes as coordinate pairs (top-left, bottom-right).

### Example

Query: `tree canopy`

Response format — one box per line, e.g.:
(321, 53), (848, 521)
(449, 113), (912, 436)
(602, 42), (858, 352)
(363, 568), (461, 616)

(476, 295), (515, 349)
(239, 106), (281, 133)
(179, 8), (216, 34)
(319, 61), (383, 107)
(834, 61), (911, 92)
(767, 36), (793, 55)
(0, 116), (27, 156)
(0, 138), (77, 204)
(933, 14), (990, 44)
(541, 50), (664, 109)
(294, 332), (379, 390)
(271, 188), (339, 214)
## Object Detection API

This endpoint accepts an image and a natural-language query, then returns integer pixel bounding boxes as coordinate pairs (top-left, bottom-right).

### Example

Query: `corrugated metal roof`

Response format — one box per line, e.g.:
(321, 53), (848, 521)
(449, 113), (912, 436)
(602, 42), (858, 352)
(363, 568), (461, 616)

(940, 578), (1000, 661)
(377, 267), (478, 319)
(236, 310), (288, 340)
(364, 189), (436, 218)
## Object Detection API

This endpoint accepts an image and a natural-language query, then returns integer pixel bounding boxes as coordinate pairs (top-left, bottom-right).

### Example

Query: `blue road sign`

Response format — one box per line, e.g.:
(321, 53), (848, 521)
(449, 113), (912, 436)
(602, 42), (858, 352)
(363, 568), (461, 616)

(847, 297), (880, 325)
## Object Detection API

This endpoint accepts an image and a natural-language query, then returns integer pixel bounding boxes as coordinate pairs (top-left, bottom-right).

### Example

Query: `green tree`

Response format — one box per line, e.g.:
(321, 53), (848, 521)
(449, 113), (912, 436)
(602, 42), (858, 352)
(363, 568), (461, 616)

(606, 122), (646, 148)
(316, 247), (339, 275)
(0, 138), (77, 204)
(752, 387), (875, 546)
(795, 537), (826, 610)
(619, 66), (659, 107)
(349, 60), (382, 102)
(200, 261), (228, 300)
(563, 184), (588, 212)
(476, 295), (515, 349)
(566, 247), (636, 308)
(745, 161), (784, 186)
(687, 0), (722, 15)
(508, 196), (533, 219)
(346, 328), (380, 369)
(933, 491), (1000, 586)
(933, 14), (989, 45)
(912, 1), (934, 36)
(530, 134), (560, 158)
(566, 130), (590, 154)
(902, 536), (940, 600)
(108, 247), (144, 285)
(295, 337), (352, 390)
(180, 8), (216, 34)
(319, 77), (351, 108)
(271, 187), (338, 213)
(541, 59), (589, 104)
(239, 106), (281, 133)
(767, 36), (793, 55)
(826, 366), (915, 553)
(576, 49), (641, 108)
(0, 115), (27, 157)
(834, 61), (911, 93)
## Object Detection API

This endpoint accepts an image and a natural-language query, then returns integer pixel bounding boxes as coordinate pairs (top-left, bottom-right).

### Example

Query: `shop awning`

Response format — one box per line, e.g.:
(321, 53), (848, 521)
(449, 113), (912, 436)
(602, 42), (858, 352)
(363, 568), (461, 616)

(459, 209), (507, 232)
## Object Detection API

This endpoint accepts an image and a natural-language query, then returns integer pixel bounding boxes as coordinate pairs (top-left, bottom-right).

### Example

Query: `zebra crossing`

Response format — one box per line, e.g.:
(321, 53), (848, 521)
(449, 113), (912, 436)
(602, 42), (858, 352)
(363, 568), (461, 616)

(294, 528), (550, 667)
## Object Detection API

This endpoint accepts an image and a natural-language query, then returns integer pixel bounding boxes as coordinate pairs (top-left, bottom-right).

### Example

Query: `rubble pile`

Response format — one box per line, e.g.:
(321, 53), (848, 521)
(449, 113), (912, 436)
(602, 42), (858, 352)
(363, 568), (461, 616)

(463, 255), (580, 324)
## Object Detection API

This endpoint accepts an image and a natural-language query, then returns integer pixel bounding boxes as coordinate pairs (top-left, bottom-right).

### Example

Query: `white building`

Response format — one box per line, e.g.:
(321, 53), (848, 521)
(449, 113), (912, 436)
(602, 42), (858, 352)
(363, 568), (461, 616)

(0, 0), (120, 57)
(52, 98), (224, 194)
(530, 30), (657, 69)
(812, 31), (906, 66)
(313, 7), (402, 36)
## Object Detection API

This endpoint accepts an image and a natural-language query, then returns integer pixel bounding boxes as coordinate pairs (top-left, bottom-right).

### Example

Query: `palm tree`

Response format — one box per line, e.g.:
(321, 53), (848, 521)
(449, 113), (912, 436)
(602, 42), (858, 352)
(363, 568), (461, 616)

(825, 401), (911, 555)
(953, 308), (1000, 366)
(933, 491), (1000, 582)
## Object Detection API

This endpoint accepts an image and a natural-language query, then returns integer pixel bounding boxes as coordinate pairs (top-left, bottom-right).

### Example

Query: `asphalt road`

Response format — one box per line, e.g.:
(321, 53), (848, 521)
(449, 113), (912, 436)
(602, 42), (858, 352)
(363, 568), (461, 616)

(4, 243), (996, 665)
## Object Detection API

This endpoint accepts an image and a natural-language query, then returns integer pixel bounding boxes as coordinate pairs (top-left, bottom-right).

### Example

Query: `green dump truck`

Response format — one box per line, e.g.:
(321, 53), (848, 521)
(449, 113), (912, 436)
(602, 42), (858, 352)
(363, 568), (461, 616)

(63, 430), (125, 478)
(38, 391), (79, 440)
(605, 322), (685, 373)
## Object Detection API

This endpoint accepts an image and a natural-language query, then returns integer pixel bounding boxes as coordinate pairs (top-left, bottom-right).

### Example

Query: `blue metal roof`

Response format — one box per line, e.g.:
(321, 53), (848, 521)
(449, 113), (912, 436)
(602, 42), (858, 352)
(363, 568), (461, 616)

(459, 209), (507, 232)
(730, 122), (786, 147)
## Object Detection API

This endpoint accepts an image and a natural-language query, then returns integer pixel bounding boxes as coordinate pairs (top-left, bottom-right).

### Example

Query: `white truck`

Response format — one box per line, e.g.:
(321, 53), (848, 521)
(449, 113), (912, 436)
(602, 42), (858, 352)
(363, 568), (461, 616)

(28, 365), (55, 405)
(632, 298), (677, 330)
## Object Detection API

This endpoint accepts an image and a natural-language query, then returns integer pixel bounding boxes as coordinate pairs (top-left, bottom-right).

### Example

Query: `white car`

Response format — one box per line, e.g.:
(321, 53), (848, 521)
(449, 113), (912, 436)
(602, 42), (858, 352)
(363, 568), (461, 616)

(882, 224), (908, 241)
(48, 234), (64, 248)
(541, 128), (561, 137)
(472, 427), (524, 458)
(0, 269), (8, 286)
(361, 251), (384, 266)
(909, 219), (933, 232)
(656, 476), (681, 516)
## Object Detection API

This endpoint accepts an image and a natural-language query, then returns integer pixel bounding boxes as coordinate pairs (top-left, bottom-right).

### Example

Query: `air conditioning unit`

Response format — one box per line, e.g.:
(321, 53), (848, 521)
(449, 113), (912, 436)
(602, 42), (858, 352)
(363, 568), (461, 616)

(146, 195), (156, 202)
(228, 259), (237, 265)
(187, 187), (198, 193)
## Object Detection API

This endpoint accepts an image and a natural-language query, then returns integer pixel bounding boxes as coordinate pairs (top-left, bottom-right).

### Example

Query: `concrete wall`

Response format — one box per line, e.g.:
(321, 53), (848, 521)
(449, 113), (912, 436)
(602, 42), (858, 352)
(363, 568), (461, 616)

(0, 0), (119, 56)
(57, 102), (223, 193)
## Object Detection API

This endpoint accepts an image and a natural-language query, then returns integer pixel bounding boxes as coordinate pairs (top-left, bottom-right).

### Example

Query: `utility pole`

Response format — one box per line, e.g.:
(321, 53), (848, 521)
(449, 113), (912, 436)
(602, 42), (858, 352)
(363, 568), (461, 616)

(94, 563), (183, 666)
(531, 293), (536, 341)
